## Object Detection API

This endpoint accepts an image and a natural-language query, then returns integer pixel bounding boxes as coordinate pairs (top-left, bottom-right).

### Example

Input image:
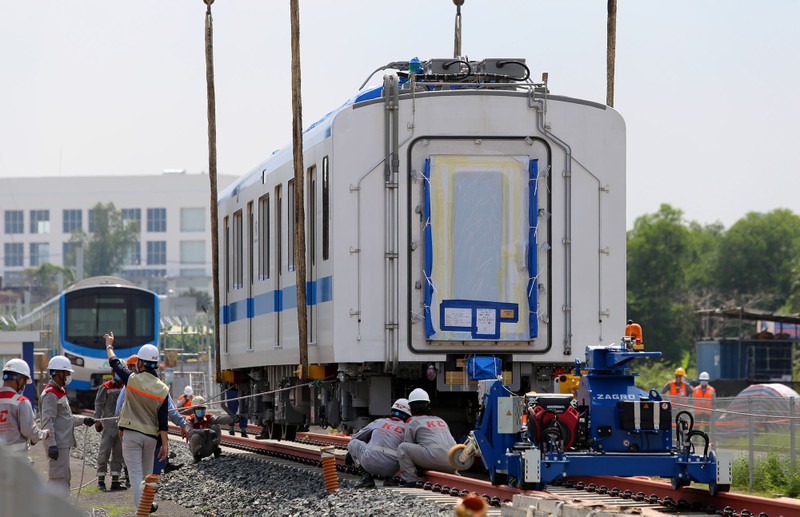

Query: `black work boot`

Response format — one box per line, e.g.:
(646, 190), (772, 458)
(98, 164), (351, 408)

(229, 425), (235, 436)
(110, 475), (126, 491)
(213, 446), (222, 459)
(354, 472), (375, 489)
(240, 429), (249, 438)
(97, 476), (107, 491)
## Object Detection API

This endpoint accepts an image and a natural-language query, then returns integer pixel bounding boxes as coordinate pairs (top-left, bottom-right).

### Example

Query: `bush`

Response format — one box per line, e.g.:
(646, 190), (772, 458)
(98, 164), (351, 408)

(731, 453), (799, 496)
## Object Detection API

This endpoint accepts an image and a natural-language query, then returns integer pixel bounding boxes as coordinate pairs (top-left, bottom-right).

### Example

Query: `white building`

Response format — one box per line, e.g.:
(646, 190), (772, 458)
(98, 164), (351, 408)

(0, 172), (237, 297)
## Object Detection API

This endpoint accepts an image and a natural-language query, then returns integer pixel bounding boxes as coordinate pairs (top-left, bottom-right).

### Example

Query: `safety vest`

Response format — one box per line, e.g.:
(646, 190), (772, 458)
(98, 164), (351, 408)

(669, 380), (691, 397)
(187, 414), (213, 429)
(177, 394), (194, 408)
(118, 372), (169, 437)
(693, 385), (715, 410)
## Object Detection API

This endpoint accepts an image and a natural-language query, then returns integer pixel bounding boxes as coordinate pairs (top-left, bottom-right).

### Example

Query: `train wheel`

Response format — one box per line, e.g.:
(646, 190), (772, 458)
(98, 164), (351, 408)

(282, 424), (297, 442)
(448, 444), (475, 471)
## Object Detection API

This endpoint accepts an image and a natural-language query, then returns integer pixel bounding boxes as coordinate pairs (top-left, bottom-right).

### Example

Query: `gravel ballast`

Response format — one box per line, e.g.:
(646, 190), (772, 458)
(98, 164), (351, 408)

(71, 426), (455, 516)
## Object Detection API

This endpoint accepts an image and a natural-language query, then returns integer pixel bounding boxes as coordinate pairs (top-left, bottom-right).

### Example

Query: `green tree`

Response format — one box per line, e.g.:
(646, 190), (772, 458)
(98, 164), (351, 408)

(22, 263), (75, 304)
(715, 209), (800, 311)
(627, 204), (695, 364)
(70, 202), (139, 277)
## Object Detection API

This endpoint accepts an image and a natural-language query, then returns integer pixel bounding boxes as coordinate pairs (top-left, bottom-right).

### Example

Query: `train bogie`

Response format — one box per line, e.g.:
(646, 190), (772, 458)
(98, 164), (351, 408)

(219, 58), (626, 433)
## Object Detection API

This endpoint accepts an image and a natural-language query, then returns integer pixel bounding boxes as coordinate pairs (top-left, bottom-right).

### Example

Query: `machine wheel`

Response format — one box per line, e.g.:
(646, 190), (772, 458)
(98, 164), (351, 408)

(671, 477), (690, 490)
(708, 481), (730, 496)
(448, 444), (475, 471)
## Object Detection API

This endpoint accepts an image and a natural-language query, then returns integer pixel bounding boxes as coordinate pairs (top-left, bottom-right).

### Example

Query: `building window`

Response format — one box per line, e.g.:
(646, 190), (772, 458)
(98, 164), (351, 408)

(5, 210), (23, 234)
(146, 241), (167, 265)
(322, 156), (330, 261)
(30, 243), (49, 266)
(232, 210), (243, 288)
(147, 208), (167, 232)
(62, 242), (80, 268)
(4, 243), (23, 267)
(30, 210), (49, 234)
(180, 207), (205, 232)
(63, 209), (82, 233)
(287, 180), (295, 272)
(124, 242), (141, 266)
(180, 240), (205, 265)
(258, 194), (270, 280)
(121, 208), (142, 231)
(180, 268), (206, 277)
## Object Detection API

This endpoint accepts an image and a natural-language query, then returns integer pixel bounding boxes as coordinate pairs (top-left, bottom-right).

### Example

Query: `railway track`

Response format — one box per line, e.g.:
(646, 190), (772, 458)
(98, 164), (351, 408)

(205, 427), (800, 517)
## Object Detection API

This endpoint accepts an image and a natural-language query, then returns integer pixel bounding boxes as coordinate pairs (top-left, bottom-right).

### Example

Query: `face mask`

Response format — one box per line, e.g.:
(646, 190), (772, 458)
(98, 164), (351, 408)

(195, 410), (206, 418)
(63, 373), (72, 387)
(16, 378), (26, 394)
(700, 381), (708, 386)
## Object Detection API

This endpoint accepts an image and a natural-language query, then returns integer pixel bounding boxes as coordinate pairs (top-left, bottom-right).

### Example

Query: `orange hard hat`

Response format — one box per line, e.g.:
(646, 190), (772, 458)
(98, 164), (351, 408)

(126, 355), (138, 368)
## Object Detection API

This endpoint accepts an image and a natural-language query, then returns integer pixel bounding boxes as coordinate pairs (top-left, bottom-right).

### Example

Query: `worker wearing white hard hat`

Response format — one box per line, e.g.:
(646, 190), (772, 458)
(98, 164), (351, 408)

(1, 358), (51, 457)
(177, 385), (195, 408)
(186, 396), (234, 463)
(40, 355), (95, 494)
(346, 398), (412, 488)
(693, 371), (716, 428)
(396, 388), (457, 485)
(105, 332), (169, 512)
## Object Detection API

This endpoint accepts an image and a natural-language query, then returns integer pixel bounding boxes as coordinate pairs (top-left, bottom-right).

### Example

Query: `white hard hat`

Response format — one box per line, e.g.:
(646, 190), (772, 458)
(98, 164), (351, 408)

(137, 344), (160, 364)
(191, 396), (206, 407)
(698, 371), (710, 381)
(48, 355), (75, 373)
(391, 398), (411, 416)
(3, 358), (32, 383)
(408, 388), (430, 403)
(184, 385), (194, 396)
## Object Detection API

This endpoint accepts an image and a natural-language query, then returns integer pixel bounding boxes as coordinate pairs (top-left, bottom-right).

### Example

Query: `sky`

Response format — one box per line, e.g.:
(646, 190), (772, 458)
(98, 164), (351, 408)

(1, 1), (799, 230)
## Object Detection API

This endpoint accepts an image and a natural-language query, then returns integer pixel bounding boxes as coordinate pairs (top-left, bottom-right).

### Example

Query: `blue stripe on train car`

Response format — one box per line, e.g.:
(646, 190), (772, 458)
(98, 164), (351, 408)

(224, 275), (333, 324)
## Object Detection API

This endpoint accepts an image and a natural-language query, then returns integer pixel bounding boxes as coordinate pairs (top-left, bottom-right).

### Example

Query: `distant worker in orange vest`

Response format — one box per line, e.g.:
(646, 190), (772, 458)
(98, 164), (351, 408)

(177, 385), (194, 408)
(661, 367), (694, 398)
(624, 320), (643, 350)
(693, 372), (716, 425)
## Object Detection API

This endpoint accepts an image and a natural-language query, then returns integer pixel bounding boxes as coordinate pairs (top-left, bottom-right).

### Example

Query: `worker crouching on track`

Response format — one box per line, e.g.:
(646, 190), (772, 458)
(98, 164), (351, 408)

(93, 368), (126, 491)
(346, 398), (412, 488)
(186, 396), (233, 463)
(396, 388), (457, 486)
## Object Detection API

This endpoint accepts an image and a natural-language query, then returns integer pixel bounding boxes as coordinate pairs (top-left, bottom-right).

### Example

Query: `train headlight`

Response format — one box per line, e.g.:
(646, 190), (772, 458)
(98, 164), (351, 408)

(64, 352), (85, 368)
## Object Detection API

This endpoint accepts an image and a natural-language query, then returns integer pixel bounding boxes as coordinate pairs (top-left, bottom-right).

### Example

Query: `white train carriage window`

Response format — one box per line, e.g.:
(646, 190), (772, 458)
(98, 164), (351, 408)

(288, 179), (295, 272)
(322, 156), (330, 261)
(423, 155), (539, 341)
(258, 194), (270, 280)
(232, 210), (243, 289)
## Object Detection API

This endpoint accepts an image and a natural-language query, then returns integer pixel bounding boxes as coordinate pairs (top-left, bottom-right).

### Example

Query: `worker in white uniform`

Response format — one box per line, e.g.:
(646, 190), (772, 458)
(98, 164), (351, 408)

(40, 356), (96, 494)
(0, 359), (51, 458)
(346, 398), (411, 488)
(396, 388), (457, 485)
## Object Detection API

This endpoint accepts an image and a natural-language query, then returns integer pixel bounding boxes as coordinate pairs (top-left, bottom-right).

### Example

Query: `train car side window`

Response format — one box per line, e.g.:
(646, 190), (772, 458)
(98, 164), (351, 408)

(322, 156), (329, 261)
(308, 166), (316, 267)
(276, 186), (282, 276)
(287, 179), (295, 272)
(224, 216), (230, 293)
(258, 194), (270, 280)
(233, 210), (243, 289)
(248, 201), (254, 288)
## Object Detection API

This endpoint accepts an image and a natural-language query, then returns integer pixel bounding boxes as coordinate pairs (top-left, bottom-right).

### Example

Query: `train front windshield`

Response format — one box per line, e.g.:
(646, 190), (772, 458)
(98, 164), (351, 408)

(65, 289), (156, 348)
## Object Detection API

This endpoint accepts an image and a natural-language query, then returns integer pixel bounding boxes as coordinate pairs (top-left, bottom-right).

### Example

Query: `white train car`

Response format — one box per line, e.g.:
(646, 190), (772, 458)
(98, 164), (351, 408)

(218, 58), (626, 438)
